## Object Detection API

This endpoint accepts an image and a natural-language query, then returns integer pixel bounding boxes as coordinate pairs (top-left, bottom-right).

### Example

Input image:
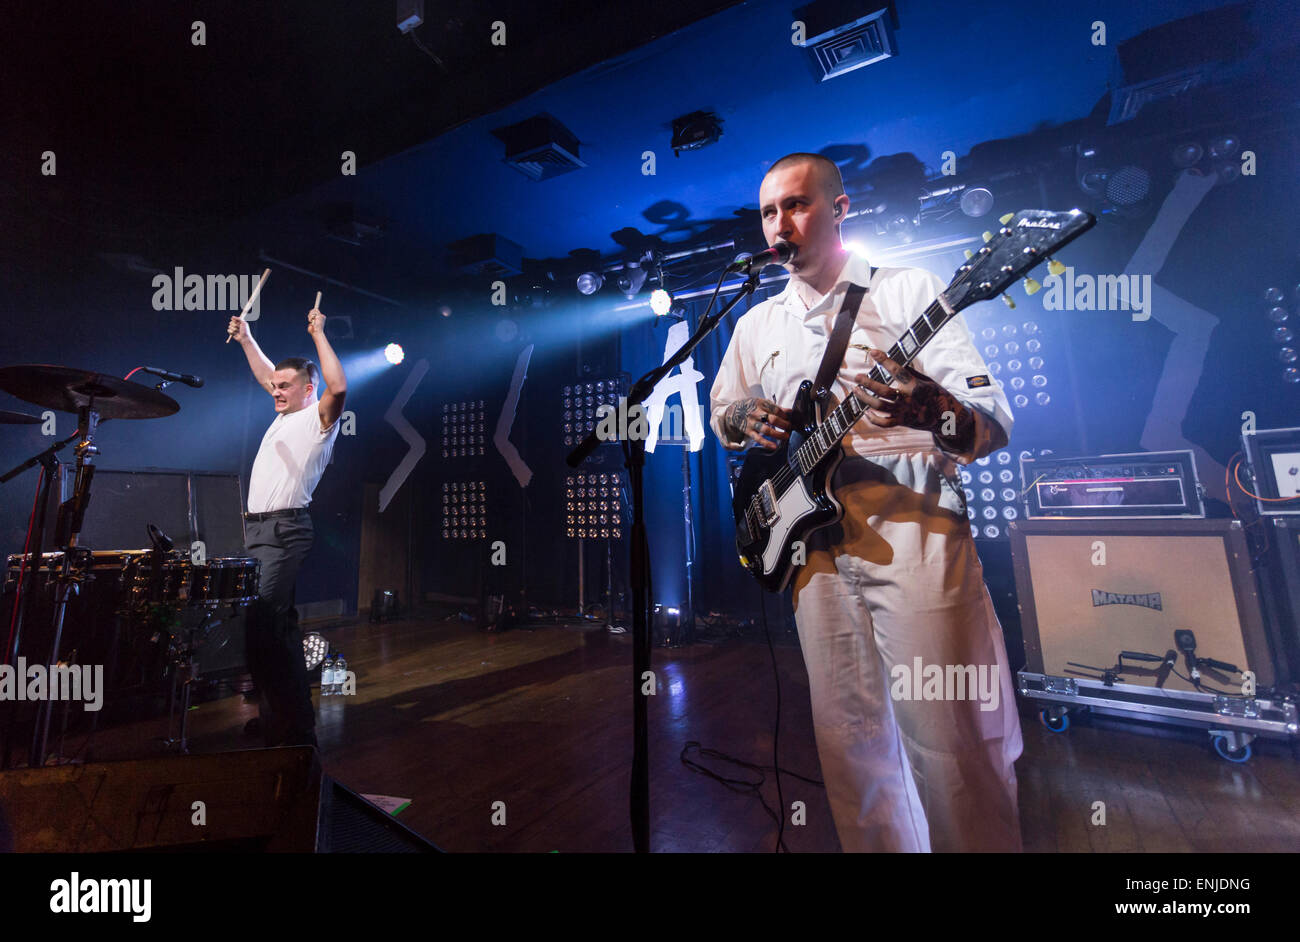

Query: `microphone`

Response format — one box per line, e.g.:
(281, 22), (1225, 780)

(140, 366), (205, 388)
(147, 523), (174, 553)
(727, 241), (797, 273)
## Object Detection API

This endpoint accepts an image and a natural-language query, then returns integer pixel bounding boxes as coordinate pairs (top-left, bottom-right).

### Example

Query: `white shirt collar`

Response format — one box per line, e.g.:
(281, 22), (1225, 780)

(776, 252), (872, 316)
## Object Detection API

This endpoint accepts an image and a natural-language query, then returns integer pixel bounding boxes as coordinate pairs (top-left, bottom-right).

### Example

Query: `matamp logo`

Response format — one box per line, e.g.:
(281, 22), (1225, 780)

(49, 872), (151, 922)
(1091, 589), (1163, 611)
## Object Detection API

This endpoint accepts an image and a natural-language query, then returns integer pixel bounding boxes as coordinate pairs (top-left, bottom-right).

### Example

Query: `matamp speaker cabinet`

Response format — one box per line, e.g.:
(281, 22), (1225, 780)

(1008, 518), (1298, 759)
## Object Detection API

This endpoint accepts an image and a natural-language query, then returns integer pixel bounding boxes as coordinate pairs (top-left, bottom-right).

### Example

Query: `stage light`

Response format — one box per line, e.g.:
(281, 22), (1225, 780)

(561, 375), (627, 447)
(962, 448), (1021, 540)
(439, 305), (452, 318)
(565, 470), (628, 540)
(885, 213), (916, 244)
(441, 481), (488, 540)
(649, 289), (673, 317)
(1172, 142), (1203, 168)
(1208, 135), (1240, 159)
(577, 272), (604, 295)
(960, 186), (994, 218)
(384, 343), (405, 365)
(303, 632), (328, 671)
(616, 266), (648, 300)
(442, 400), (486, 458)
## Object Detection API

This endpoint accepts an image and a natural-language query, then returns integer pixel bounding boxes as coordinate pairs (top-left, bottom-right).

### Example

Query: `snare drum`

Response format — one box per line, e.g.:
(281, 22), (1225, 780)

(189, 557), (260, 606)
(123, 552), (194, 607)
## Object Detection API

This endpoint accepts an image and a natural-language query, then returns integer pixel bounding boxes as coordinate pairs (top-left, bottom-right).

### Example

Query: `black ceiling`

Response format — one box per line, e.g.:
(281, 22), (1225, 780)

(0, 0), (745, 269)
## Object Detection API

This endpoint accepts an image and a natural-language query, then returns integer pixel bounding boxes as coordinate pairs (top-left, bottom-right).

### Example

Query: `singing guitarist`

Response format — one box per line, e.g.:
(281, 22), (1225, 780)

(710, 153), (1023, 852)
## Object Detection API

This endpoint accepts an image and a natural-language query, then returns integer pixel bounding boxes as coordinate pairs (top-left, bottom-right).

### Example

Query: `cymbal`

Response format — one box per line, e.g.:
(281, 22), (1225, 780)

(0, 365), (179, 419)
(0, 410), (44, 425)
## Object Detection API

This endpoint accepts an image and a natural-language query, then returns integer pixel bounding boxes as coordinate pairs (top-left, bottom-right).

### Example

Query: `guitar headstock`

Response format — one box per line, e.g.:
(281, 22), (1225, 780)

(941, 209), (1096, 313)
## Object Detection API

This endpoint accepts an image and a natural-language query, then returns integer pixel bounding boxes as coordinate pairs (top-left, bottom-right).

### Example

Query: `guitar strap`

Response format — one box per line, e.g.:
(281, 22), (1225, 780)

(811, 278), (869, 404)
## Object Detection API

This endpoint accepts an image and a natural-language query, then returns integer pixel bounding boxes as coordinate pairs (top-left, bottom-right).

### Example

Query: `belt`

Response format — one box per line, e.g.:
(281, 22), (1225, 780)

(244, 507), (309, 522)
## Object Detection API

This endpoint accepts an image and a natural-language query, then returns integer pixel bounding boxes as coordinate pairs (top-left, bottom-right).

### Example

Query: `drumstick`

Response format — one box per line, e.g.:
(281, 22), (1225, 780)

(314, 291), (322, 310)
(226, 268), (271, 343)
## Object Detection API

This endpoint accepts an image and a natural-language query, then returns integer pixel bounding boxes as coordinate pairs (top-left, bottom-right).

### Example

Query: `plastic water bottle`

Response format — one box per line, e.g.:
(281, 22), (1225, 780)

(335, 652), (348, 695)
(321, 655), (335, 696)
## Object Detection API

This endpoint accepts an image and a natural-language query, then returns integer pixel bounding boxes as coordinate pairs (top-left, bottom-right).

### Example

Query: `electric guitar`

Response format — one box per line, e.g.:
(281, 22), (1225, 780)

(731, 208), (1096, 591)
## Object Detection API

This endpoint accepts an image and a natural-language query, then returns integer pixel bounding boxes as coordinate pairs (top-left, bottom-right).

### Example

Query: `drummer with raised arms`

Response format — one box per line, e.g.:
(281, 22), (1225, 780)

(227, 292), (346, 748)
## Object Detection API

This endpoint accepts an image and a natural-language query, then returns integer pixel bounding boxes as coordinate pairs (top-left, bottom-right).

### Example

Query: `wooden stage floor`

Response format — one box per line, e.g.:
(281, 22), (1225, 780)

(37, 610), (1300, 853)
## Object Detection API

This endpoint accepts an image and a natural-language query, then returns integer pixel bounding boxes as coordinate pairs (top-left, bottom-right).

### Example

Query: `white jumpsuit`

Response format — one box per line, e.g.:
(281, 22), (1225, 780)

(710, 253), (1024, 852)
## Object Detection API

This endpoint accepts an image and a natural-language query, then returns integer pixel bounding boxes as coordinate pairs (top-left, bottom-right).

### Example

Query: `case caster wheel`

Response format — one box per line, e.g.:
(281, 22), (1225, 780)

(1039, 709), (1070, 733)
(1211, 733), (1251, 763)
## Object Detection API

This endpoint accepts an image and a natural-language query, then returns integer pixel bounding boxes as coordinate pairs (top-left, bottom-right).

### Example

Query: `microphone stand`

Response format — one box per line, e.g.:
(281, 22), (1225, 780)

(566, 266), (763, 852)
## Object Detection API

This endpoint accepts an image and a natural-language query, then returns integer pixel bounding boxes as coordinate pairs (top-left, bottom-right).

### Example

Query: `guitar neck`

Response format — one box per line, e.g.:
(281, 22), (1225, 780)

(795, 296), (956, 469)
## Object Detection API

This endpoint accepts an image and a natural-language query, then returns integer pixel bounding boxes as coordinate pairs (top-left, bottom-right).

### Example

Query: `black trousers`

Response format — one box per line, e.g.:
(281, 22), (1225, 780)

(244, 512), (315, 747)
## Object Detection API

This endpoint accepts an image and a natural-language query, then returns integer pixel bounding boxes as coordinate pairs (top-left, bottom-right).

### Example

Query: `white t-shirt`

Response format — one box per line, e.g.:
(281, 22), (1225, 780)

(709, 253), (1013, 465)
(246, 401), (340, 513)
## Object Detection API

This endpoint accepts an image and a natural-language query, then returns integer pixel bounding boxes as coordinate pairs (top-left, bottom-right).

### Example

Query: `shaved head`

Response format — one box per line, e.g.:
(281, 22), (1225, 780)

(758, 152), (851, 291)
(764, 153), (845, 203)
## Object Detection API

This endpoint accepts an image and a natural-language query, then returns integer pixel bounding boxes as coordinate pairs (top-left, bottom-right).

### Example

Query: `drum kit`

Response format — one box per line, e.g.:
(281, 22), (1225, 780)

(0, 364), (260, 765)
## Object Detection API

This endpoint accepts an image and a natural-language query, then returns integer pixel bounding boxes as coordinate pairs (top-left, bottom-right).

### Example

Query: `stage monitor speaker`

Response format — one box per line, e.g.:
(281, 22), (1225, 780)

(1008, 518), (1276, 690)
(317, 779), (442, 853)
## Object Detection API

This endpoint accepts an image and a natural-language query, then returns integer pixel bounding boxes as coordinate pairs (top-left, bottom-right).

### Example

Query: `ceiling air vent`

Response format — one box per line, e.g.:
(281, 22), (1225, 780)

(794, 1), (896, 82)
(492, 115), (586, 181)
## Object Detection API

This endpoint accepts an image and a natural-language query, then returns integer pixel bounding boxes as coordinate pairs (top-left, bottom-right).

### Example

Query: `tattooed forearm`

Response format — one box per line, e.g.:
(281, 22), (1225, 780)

(929, 392), (977, 453)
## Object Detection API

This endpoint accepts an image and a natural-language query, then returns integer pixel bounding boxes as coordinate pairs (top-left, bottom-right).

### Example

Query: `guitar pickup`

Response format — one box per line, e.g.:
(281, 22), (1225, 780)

(758, 481), (779, 527)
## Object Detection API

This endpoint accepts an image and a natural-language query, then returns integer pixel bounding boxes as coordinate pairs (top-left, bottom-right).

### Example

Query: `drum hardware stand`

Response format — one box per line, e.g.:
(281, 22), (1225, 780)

(32, 404), (101, 767)
(160, 607), (216, 753)
(0, 432), (78, 769)
(0, 364), (180, 769)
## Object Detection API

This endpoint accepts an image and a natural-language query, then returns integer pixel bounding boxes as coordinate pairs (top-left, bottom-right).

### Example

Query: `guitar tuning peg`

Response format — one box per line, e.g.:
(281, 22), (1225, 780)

(1048, 257), (1066, 277)
(1000, 292), (1016, 309)
(1022, 276), (1041, 295)
(982, 231), (994, 243)
(964, 249), (974, 260)
(999, 213), (1015, 225)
